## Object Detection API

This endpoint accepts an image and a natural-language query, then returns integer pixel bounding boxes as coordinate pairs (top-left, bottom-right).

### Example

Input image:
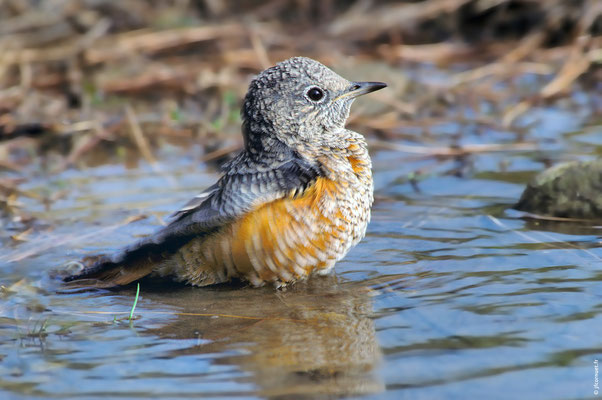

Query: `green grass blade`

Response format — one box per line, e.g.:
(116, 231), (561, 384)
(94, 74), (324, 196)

(129, 283), (140, 322)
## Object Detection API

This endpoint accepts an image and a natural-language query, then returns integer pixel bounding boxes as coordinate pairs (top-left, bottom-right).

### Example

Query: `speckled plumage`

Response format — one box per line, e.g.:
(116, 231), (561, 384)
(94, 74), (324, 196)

(65, 57), (386, 288)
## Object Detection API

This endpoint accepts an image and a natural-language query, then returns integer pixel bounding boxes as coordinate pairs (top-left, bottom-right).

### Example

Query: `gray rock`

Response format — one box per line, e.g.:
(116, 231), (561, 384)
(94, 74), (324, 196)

(514, 160), (602, 218)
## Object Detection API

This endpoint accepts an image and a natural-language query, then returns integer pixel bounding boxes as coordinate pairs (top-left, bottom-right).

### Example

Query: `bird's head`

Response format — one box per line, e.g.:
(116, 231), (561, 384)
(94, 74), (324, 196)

(241, 57), (386, 154)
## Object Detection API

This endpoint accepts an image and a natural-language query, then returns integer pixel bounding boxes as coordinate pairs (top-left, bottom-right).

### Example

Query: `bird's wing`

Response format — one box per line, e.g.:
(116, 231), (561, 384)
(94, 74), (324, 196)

(116, 152), (321, 261)
(65, 150), (321, 285)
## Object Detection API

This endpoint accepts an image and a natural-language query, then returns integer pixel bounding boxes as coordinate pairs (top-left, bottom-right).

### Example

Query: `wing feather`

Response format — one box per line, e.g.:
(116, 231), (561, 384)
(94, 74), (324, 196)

(65, 147), (321, 286)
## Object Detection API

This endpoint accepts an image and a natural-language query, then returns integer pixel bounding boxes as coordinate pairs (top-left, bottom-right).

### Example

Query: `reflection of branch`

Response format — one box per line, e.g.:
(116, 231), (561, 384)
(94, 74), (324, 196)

(1, 214), (146, 263)
(68, 309), (305, 322)
(368, 139), (537, 156)
(487, 215), (602, 261)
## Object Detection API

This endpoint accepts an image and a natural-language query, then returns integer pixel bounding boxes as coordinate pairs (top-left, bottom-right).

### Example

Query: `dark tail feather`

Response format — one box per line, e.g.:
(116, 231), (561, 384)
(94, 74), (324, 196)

(63, 220), (196, 288)
(63, 255), (157, 288)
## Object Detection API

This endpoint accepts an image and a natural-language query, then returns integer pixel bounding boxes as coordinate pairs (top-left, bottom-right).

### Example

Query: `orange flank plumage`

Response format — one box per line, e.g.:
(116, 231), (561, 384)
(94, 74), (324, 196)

(165, 176), (346, 287)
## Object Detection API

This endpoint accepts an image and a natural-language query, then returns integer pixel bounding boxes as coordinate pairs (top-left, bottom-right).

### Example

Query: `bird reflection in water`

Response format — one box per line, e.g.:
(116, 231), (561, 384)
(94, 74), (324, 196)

(141, 276), (383, 398)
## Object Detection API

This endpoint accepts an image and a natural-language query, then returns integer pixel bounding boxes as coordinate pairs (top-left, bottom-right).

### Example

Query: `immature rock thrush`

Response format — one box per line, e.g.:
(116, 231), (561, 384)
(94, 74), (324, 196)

(65, 57), (386, 288)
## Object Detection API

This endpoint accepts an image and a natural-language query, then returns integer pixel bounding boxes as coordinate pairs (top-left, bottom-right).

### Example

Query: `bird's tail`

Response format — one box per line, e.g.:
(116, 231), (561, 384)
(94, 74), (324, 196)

(63, 254), (157, 288)
(63, 221), (192, 288)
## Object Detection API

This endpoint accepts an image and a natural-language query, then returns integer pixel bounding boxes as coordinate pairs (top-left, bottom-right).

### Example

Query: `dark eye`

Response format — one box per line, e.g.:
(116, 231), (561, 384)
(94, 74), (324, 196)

(306, 87), (324, 102)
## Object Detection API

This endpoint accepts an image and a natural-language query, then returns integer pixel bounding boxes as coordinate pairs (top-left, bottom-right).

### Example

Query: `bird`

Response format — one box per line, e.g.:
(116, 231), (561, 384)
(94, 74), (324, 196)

(64, 56), (386, 288)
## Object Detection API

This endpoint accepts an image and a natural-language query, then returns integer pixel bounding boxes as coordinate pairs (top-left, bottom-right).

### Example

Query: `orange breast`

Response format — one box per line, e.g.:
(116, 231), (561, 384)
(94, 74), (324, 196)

(173, 176), (346, 287)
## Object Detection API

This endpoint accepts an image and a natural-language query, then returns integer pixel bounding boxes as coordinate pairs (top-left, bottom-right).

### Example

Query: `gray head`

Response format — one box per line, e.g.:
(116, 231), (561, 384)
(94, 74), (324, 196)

(241, 57), (386, 155)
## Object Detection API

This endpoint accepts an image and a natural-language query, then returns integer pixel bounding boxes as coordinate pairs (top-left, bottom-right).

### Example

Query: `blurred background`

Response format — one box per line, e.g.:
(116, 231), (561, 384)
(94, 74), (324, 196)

(1, 0), (600, 174)
(1, 1), (602, 399)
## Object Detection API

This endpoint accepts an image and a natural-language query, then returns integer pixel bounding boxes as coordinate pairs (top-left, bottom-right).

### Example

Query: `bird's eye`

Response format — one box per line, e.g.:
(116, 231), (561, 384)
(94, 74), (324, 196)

(306, 87), (324, 102)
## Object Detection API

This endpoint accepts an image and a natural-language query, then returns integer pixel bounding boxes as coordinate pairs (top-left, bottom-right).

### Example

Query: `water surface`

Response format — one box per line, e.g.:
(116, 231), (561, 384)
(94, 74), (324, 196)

(1, 76), (602, 400)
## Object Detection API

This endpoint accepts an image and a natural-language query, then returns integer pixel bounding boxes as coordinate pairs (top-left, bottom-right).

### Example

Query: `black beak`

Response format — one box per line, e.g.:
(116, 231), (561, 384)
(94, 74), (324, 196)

(335, 81), (387, 101)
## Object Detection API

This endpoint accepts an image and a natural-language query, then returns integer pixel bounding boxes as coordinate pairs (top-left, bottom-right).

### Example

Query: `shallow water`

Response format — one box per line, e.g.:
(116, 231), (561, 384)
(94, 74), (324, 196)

(1, 83), (602, 399)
